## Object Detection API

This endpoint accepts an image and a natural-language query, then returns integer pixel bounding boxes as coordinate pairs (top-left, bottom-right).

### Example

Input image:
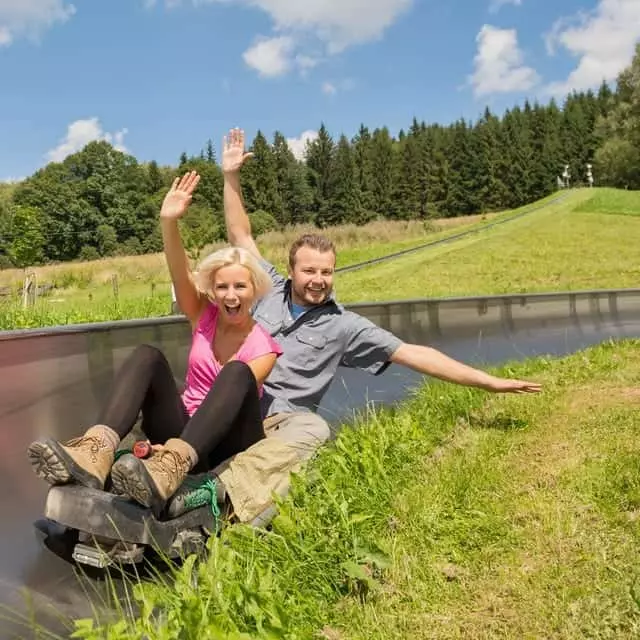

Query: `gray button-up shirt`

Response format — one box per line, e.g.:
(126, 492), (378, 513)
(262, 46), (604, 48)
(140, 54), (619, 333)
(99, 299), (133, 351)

(253, 260), (403, 416)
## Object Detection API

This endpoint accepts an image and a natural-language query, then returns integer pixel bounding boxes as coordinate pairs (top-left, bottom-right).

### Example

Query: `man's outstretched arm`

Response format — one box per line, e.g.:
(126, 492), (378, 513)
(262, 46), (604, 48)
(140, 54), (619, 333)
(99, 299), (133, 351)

(390, 343), (542, 393)
(222, 127), (261, 258)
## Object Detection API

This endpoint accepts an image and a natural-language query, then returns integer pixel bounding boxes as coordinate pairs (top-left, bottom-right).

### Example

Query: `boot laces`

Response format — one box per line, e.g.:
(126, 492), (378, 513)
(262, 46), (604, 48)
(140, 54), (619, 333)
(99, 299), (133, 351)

(149, 449), (189, 482)
(65, 435), (103, 463)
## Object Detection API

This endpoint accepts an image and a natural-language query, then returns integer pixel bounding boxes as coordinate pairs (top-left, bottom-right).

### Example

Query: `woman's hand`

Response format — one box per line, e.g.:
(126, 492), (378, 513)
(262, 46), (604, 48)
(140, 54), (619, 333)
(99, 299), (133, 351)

(160, 171), (201, 220)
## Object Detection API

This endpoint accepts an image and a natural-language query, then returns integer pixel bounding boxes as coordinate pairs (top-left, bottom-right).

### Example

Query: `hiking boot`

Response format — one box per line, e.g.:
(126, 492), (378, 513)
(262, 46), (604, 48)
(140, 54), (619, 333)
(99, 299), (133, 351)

(166, 472), (226, 520)
(27, 425), (119, 490)
(111, 438), (197, 515)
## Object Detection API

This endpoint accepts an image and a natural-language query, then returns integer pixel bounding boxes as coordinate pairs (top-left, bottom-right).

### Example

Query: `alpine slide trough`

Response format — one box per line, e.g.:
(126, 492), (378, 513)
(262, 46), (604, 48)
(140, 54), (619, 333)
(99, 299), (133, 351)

(1, 285), (640, 637)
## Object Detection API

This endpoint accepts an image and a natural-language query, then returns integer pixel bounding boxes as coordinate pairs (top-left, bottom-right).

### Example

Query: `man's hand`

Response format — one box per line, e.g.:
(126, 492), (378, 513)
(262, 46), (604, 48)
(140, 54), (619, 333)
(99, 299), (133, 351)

(160, 171), (200, 220)
(222, 128), (253, 175)
(480, 376), (542, 394)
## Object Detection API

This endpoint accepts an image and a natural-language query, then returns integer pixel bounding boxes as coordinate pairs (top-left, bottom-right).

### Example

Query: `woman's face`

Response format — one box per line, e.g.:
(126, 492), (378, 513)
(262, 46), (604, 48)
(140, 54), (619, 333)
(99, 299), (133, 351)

(212, 264), (256, 325)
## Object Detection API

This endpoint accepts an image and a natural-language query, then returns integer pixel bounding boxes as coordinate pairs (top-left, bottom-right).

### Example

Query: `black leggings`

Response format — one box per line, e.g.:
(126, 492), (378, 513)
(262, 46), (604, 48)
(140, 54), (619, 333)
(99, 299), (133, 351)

(96, 344), (265, 471)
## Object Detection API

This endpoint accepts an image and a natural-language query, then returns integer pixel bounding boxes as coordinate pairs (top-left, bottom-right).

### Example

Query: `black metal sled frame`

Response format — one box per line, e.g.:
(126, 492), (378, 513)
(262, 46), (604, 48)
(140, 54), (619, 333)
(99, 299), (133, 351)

(43, 485), (217, 569)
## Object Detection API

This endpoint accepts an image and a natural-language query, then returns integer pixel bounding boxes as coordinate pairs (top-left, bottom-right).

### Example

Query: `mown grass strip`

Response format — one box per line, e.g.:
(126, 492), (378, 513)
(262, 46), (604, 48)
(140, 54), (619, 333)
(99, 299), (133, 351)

(337, 188), (640, 301)
(574, 187), (640, 217)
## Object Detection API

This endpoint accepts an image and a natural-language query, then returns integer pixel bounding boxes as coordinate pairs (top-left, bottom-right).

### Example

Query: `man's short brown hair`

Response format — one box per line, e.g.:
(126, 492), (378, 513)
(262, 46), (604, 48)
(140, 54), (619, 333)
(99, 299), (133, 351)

(288, 234), (337, 269)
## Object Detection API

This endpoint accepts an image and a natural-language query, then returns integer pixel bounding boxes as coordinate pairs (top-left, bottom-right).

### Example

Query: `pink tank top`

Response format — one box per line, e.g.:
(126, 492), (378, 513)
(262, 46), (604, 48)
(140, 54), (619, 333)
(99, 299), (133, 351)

(181, 302), (283, 416)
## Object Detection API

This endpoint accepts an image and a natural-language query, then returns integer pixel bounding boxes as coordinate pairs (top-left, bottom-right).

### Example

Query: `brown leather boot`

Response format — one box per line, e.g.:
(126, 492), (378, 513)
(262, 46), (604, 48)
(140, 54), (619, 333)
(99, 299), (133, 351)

(27, 425), (119, 490)
(111, 438), (197, 515)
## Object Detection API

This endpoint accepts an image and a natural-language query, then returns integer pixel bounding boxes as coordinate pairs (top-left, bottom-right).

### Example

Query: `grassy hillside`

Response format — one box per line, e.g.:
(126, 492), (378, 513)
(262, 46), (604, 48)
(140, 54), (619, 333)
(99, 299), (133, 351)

(1, 187), (639, 330)
(337, 188), (640, 302)
(0, 210), (508, 330)
(60, 339), (640, 639)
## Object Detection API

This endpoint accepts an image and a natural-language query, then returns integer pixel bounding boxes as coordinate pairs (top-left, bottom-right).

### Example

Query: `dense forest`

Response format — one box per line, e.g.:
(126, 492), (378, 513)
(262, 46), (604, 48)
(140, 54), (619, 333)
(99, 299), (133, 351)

(1, 44), (638, 269)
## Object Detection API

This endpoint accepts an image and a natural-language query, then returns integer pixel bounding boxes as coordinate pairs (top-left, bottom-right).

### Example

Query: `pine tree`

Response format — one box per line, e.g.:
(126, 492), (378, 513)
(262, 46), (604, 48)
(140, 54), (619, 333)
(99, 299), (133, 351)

(306, 124), (335, 219)
(500, 107), (534, 207)
(241, 131), (281, 218)
(529, 102), (562, 200)
(392, 124), (421, 219)
(325, 134), (361, 226)
(273, 131), (313, 226)
(351, 124), (375, 215)
(370, 127), (396, 218)
(206, 139), (216, 164)
(146, 160), (164, 194)
(474, 108), (508, 211)
(444, 119), (480, 216)
(561, 94), (593, 185)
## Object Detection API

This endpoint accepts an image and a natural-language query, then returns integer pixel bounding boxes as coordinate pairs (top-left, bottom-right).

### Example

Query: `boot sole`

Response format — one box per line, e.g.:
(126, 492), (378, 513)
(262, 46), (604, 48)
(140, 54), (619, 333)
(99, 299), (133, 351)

(111, 455), (164, 517)
(27, 439), (103, 490)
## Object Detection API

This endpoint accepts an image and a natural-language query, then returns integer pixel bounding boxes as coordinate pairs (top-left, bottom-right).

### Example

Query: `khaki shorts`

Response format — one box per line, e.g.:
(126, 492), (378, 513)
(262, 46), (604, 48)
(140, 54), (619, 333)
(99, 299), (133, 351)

(213, 412), (330, 524)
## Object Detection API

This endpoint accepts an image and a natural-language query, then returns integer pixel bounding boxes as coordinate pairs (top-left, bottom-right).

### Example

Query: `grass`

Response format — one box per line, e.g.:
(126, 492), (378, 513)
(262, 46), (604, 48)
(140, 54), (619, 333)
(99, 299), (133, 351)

(336, 187), (640, 302)
(0, 215), (501, 331)
(574, 187), (640, 216)
(54, 338), (640, 639)
(1, 187), (639, 330)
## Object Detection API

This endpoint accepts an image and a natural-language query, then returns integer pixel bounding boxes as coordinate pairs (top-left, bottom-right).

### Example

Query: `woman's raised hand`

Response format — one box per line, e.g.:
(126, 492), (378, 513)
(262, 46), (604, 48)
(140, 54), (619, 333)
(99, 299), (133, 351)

(160, 171), (201, 220)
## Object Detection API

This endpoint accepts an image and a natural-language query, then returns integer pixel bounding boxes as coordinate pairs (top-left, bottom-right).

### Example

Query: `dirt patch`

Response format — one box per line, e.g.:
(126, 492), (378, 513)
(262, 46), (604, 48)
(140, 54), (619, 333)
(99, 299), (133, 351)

(565, 385), (640, 414)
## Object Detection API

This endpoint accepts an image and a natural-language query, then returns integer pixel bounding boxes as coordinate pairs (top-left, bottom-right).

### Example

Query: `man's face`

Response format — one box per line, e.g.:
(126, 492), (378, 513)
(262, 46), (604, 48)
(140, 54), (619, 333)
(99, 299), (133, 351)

(288, 246), (336, 306)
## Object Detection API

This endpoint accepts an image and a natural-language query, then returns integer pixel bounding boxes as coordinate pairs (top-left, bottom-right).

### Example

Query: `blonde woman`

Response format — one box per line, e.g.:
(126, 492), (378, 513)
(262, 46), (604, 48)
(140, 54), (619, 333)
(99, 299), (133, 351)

(28, 171), (282, 517)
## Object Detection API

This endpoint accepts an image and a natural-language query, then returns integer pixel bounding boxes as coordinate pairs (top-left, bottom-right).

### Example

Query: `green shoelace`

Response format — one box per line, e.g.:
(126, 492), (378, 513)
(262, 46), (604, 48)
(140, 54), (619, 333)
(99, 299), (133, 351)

(181, 476), (221, 519)
(113, 448), (221, 525)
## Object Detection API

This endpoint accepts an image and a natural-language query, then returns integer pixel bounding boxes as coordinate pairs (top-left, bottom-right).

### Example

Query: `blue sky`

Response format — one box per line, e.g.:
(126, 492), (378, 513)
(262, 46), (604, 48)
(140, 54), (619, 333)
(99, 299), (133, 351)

(1, 0), (638, 181)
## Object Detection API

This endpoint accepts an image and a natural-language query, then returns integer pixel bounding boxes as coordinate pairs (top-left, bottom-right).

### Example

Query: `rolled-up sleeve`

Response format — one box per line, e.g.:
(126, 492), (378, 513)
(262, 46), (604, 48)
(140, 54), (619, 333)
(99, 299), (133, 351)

(340, 311), (403, 375)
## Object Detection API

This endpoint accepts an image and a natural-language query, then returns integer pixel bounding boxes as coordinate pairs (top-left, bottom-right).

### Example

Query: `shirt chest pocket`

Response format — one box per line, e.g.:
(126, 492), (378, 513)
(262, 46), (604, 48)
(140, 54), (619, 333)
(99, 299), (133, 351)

(291, 331), (331, 367)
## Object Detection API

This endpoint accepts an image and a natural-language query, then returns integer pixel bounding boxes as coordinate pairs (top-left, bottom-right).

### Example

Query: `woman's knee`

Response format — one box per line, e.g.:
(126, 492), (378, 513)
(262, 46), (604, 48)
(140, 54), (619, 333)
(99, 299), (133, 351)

(127, 344), (168, 370)
(219, 360), (256, 385)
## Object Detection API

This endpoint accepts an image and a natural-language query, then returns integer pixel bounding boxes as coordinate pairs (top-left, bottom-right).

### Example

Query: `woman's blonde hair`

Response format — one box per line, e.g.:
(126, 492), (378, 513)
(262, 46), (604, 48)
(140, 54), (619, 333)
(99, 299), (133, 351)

(193, 246), (272, 301)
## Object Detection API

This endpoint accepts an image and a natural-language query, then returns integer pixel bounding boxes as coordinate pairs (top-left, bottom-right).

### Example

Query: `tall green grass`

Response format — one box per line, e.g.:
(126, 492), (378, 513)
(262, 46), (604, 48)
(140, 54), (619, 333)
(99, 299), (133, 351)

(58, 339), (640, 639)
(63, 378), (487, 638)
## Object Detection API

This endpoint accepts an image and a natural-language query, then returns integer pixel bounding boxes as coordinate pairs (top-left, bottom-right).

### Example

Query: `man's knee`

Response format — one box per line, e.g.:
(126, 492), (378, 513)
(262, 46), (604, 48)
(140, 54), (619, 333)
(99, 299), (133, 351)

(265, 412), (330, 461)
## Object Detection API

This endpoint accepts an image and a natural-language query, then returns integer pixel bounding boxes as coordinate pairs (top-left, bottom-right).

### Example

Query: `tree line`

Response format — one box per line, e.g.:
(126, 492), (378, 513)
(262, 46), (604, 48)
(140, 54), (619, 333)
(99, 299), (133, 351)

(1, 44), (639, 269)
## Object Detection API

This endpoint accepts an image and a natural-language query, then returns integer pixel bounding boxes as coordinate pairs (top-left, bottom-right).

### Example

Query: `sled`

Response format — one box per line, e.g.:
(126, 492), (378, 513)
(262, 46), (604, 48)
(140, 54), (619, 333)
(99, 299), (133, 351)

(40, 482), (218, 569)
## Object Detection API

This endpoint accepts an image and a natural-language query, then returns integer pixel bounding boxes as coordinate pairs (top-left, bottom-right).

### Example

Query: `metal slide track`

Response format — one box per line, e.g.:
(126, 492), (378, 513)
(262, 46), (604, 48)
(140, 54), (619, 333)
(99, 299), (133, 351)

(1, 288), (639, 637)
(334, 194), (569, 275)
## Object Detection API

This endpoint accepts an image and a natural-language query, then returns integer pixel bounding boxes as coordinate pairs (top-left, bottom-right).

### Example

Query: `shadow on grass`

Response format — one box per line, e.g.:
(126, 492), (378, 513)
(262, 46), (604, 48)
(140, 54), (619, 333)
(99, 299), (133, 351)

(468, 412), (529, 432)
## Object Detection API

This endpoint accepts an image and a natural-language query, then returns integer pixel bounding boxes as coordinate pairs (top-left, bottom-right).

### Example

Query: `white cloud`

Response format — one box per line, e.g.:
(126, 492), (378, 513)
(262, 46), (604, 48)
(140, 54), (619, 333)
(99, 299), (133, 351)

(544, 0), (640, 96)
(242, 35), (295, 77)
(469, 24), (539, 97)
(295, 53), (321, 76)
(0, 0), (75, 47)
(489, 0), (522, 13)
(0, 26), (11, 45)
(150, 0), (414, 75)
(286, 129), (318, 160)
(322, 81), (337, 95)
(243, 0), (414, 54)
(46, 118), (129, 163)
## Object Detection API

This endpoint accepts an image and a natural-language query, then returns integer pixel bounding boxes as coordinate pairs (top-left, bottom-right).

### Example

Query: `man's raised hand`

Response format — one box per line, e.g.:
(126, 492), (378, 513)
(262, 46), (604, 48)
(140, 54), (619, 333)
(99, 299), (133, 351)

(160, 171), (200, 220)
(222, 128), (253, 174)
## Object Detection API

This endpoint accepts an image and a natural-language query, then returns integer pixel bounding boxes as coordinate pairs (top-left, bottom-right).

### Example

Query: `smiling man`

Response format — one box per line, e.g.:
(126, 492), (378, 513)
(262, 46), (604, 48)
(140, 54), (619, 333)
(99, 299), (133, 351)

(190, 128), (541, 524)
